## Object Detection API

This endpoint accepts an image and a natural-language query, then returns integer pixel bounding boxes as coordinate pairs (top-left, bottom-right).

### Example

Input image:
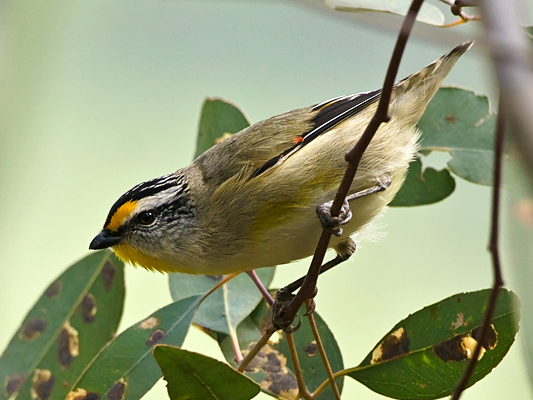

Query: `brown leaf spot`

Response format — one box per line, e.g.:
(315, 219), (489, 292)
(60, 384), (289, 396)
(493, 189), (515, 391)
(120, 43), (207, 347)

(31, 369), (55, 400)
(304, 341), (318, 357)
(139, 316), (160, 330)
(371, 327), (410, 364)
(445, 115), (457, 124)
(433, 334), (485, 362)
(146, 329), (166, 346)
(66, 388), (101, 400)
(58, 322), (79, 368)
(472, 324), (498, 350)
(263, 372), (299, 400)
(81, 294), (97, 324)
(108, 379), (126, 400)
(419, 383), (426, 388)
(433, 335), (468, 362)
(457, 297), (461, 303)
(22, 318), (48, 341)
(263, 351), (283, 373)
(46, 281), (62, 298)
(243, 344), (298, 400)
(101, 261), (116, 292)
(6, 373), (26, 396)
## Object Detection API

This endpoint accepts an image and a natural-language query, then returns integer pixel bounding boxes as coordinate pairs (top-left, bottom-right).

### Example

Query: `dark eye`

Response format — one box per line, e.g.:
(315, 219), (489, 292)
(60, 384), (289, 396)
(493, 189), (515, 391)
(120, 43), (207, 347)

(138, 211), (155, 225)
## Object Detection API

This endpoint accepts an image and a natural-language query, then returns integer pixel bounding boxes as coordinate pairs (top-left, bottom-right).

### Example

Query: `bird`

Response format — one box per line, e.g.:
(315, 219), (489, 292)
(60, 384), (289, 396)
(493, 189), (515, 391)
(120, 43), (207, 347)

(90, 42), (473, 281)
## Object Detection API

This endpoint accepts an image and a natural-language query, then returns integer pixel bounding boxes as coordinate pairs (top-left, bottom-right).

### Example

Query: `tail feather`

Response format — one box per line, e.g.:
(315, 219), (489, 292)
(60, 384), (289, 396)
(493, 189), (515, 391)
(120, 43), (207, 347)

(390, 41), (474, 125)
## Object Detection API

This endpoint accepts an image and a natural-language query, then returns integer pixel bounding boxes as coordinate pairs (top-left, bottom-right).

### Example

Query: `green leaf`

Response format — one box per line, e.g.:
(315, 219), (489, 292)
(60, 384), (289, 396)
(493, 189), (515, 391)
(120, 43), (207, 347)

(347, 289), (520, 400)
(325, 0), (445, 26)
(169, 268), (275, 335)
(217, 297), (344, 400)
(153, 345), (260, 400)
(68, 295), (202, 400)
(195, 97), (250, 158)
(0, 251), (125, 400)
(390, 156), (456, 206)
(418, 87), (496, 186)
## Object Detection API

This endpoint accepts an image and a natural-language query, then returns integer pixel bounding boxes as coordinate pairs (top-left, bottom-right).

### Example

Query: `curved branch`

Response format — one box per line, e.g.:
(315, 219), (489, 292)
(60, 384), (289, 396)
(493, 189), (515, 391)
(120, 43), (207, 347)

(280, 0), (425, 328)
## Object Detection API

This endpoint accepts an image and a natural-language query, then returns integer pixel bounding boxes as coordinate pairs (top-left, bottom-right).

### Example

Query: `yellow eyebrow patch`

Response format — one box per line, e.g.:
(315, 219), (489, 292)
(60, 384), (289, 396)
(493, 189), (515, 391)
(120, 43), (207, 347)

(107, 200), (138, 231)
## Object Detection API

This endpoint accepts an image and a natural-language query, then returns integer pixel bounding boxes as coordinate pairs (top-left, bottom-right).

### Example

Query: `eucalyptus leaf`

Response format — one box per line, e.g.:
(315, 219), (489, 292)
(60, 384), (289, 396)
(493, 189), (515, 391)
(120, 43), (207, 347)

(0, 251), (124, 400)
(418, 87), (496, 186)
(391, 156), (456, 206)
(217, 297), (344, 400)
(68, 295), (201, 400)
(325, 0), (445, 26)
(169, 268), (275, 335)
(347, 288), (519, 400)
(195, 97), (250, 158)
(154, 345), (260, 400)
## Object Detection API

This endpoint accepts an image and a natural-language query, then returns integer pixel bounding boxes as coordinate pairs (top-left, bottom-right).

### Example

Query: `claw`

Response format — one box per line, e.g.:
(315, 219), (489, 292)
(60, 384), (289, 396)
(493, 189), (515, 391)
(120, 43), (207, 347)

(270, 288), (297, 331)
(316, 199), (352, 237)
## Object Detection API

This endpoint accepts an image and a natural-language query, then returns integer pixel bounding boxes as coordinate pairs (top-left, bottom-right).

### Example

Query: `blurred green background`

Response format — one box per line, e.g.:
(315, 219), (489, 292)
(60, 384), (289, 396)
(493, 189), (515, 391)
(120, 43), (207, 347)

(1, 1), (531, 399)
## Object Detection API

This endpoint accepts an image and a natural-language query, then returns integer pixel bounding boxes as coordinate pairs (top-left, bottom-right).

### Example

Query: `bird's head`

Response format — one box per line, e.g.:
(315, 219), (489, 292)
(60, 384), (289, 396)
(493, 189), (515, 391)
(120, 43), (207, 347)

(89, 173), (197, 273)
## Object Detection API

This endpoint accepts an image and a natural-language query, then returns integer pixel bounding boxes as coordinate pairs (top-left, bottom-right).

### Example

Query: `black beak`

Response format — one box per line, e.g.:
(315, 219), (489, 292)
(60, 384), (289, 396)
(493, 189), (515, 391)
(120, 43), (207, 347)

(89, 230), (123, 250)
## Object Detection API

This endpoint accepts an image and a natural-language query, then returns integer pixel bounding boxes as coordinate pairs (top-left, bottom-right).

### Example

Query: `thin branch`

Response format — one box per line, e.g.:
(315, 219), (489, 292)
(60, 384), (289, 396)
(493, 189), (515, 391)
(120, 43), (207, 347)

(279, 0), (425, 328)
(451, 94), (505, 400)
(286, 332), (312, 400)
(312, 370), (345, 398)
(237, 325), (276, 372)
(304, 300), (341, 400)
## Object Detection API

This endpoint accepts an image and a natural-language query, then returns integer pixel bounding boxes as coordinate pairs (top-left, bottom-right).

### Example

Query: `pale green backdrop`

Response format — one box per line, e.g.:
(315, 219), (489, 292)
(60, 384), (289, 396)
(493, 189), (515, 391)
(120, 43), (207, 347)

(1, 1), (531, 399)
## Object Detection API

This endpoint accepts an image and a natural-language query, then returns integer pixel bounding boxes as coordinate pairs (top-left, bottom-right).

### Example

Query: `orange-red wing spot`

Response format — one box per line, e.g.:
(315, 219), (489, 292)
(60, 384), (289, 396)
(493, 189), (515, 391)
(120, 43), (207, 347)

(292, 136), (304, 144)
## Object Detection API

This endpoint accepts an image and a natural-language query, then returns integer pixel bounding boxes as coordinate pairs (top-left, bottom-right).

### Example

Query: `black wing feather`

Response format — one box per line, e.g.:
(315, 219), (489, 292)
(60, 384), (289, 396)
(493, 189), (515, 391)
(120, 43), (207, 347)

(250, 88), (381, 178)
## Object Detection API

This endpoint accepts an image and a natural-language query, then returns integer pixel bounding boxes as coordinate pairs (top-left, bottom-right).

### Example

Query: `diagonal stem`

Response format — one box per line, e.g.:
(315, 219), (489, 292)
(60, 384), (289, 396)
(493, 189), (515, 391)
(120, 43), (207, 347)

(451, 94), (505, 400)
(237, 324), (276, 372)
(304, 300), (341, 399)
(280, 0), (425, 330)
(286, 331), (312, 400)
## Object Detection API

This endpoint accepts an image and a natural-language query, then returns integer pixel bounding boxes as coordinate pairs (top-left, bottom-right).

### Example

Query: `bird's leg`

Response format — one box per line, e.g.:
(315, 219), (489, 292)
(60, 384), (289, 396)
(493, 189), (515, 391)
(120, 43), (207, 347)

(270, 176), (392, 331)
(245, 270), (275, 306)
(316, 175), (392, 236)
